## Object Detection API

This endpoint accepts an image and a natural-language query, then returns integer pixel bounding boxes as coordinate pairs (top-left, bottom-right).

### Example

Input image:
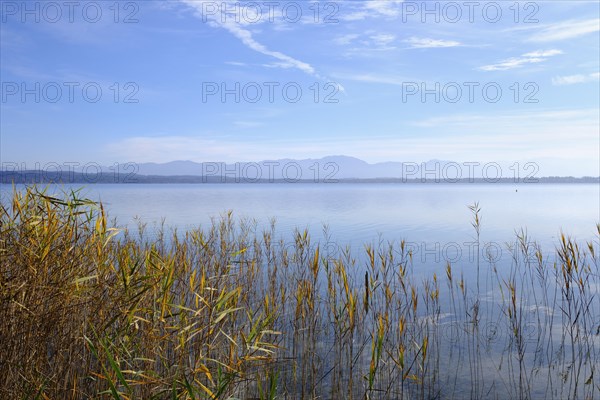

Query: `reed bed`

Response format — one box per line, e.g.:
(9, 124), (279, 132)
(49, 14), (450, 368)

(1, 186), (599, 399)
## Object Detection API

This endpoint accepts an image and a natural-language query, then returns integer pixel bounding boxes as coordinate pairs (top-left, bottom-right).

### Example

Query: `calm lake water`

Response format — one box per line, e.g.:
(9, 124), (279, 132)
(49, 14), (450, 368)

(3, 182), (599, 398)
(2, 183), (598, 267)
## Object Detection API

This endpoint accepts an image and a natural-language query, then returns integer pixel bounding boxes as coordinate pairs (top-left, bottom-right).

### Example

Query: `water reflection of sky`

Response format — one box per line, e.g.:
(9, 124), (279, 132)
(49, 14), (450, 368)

(3, 183), (598, 261)
(3, 183), (598, 397)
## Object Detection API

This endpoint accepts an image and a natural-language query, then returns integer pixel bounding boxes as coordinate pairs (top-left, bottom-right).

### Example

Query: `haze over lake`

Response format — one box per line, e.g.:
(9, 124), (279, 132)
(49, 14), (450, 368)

(5, 183), (597, 264)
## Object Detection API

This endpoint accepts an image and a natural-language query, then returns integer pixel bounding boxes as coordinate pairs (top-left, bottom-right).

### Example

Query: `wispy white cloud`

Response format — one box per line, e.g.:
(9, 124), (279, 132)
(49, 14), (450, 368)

(333, 72), (410, 86)
(181, 0), (316, 77)
(262, 61), (300, 69)
(412, 109), (597, 129)
(528, 18), (600, 42)
(370, 33), (396, 47)
(479, 49), (562, 71)
(334, 34), (361, 46)
(552, 72), (600, 85)
(341, 0), (404, 21)
(364, 0), (404, 17)
(405, 37), (462, 49)
(335, 31), (397, 54)
(233, 120), (264, 128)
(224, 61), (248, 67)
(522, 49), (563, 58)
(222, 21), (316, 75)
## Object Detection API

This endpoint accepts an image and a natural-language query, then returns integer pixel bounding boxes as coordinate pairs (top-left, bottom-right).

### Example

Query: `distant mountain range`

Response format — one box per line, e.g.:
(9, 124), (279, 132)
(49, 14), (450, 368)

(132, 155), (449, 180)
(1, 156), (598, 183)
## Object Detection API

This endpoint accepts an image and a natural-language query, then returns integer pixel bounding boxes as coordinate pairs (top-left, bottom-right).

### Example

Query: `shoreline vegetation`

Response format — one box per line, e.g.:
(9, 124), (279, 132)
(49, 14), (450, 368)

(1, 171), (599, 184)
(1, 186), (599, 399)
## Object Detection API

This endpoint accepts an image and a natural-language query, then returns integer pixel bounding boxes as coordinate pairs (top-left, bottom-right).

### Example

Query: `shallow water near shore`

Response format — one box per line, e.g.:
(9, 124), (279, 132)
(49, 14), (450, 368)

(4, 182), (596, 245)
(2, 183), (599, 398)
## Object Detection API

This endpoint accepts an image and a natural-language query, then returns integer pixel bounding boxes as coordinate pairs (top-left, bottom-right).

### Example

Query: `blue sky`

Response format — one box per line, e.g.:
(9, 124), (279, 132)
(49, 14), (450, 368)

(1, 0), (599, 176)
